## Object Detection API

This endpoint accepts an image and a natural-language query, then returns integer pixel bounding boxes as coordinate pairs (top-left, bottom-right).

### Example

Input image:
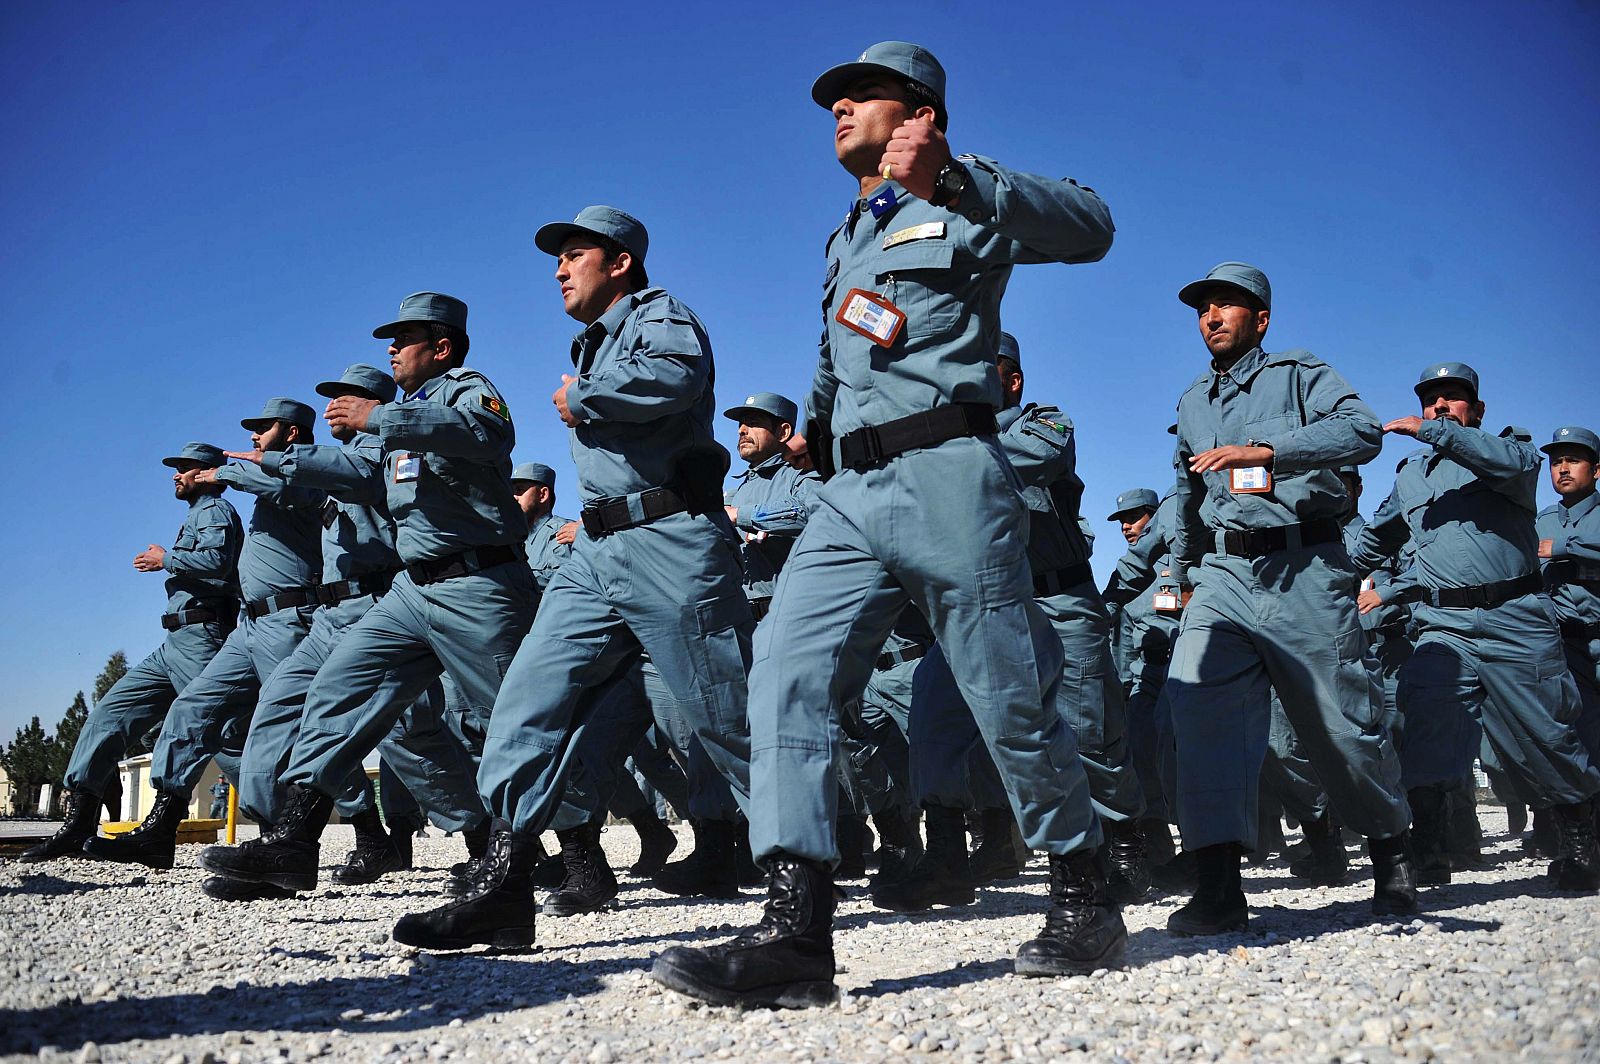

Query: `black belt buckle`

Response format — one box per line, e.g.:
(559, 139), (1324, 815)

(1220, 529), (1251, 557)
(161, 614), (182, 631)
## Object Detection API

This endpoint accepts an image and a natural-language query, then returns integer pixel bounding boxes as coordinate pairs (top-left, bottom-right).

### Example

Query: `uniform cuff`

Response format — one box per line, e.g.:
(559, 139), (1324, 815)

(951, 160), (999, 226)
(260, 451), (286, 476)
(563, 380), (594, 424)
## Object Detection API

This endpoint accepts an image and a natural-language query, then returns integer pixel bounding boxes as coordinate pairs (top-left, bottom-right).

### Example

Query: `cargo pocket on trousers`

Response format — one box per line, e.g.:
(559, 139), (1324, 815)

(1329, 626), (1377, 735)
(692, 595), (754, 736)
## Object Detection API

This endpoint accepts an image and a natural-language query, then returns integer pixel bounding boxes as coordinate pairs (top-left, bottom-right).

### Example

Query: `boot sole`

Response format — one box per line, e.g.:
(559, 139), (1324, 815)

(1166, 914), (1248, 936)
(651, 956), (837, 1009)
(542, 896), (619, 918)
(198, 851), (317, 892)
(1371, 895), (1418, 916)
(392, 922), (536, 951)
(1014, 935), (1127, 977)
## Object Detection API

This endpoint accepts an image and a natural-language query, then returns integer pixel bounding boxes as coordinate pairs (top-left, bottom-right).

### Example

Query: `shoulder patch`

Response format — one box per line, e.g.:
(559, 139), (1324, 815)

(480, 394), (511, 421)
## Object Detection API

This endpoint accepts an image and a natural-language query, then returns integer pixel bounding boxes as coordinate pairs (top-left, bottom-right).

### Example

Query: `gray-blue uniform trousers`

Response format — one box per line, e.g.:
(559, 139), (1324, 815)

(478, 288), (754, 836)
(282, 368), (536, 802)
(148, 461), (325, 794)
(1352, 421), (1600, 805)
(839, 612), (933, 817)
(1167, 345), (1409, 851)
(750, 157), (1114, 865)
(1538, 491), (1600, 765)
(909, 404), (1145, 823)
(64, 494), (243, 797)
(235, 434), (485, 829)
(1104, 494), (1182, 824)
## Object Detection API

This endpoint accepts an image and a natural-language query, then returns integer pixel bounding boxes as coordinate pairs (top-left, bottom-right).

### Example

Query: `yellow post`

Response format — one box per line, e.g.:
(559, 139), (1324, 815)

(226, 783), (239, 844)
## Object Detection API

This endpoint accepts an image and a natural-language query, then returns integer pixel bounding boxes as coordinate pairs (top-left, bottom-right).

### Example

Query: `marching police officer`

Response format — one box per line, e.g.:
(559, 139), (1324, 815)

(512, 462), (575, 609)
(654, 41), (1124, 1008)
(1537, 427), (1600, 767)
(1162, 262), (1413, 935)
(1354, 369), (1600, 890)
(21, 443), (243, 862)
(86, 401), (326, 868)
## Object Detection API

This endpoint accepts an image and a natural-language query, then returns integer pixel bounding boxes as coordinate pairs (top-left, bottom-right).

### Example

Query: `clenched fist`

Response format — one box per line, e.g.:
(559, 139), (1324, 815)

(879, 116), (952, 201)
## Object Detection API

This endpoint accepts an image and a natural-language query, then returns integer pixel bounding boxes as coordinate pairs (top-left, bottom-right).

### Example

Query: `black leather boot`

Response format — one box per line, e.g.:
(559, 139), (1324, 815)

(445, 818), (495, 897)
(388, 815), (420, 870)
(19, 788), (105, 864)
(1103, 819), (1152, 904)
(652, 853), (838, 1008)
(835, 814), (870, 879)
(1504, 799), (1528, 839)
(82, 789), (189, 869)
(331, 805), (405, 885)
(653, 818), (740, 898)
(969, 807), (1026, 883)
(1448, 782), (1487, 870)
(202, 875), (298, 901)
(199, 784), (332, 891)
(1370, 831), (1418, 916)
(1141, 818), (1176, 867)
(1407, 785), (1452, 885)
(1166, 844), (1247, 935)
(1289, 811), (1349, 884)
(1150, 847), (1198, 891)
(1015, 849), (1129, 975)
(626, 809), (678, 878)
(392, 819), (538, 950)
(544, 819), (619, 916)
(869, 807), (923, 888)
(1527, 806), (1558, 858)
(871, 805), (974, 911)
(1550, 799), (1600, 892)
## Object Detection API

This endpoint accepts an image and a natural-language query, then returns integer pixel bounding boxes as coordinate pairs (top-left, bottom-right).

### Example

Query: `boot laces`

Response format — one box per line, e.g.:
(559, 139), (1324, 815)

(129, 791), (182, 837)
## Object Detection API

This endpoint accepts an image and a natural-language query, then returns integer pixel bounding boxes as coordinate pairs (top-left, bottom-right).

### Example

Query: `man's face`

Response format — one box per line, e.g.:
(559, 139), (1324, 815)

(1119, 509), (1154, 546)
(251, 420), (296, 453)
(389, 323), (448, 394)
(1416, 382), (1483, 427)
(512, 481), (553, 519)
(1195, 287), (1269, 364)
(1548, 445), (1598, 500)
(556, 237), (629, 325)
(171, 459), (205, 499)
(736, 413), (789, 464)
(831, 75), (915, 175)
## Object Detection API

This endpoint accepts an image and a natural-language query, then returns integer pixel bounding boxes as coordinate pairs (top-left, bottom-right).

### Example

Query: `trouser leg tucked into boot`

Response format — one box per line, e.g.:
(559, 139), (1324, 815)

(834, 814), (870, 880)
(83, 789), (189, 870)
(1015, 849), (1129, 976)
(393, 819), (538, 950)
(869, 807), (923, 889)
(544, 819), (619, 916)
(199, 784), (333, 892)
(1407, 785), (1451, 886)
(1370, 831), (1417, 916)
(969, 806), (1026, 883)
(652, 853), (838, 1009)
(1550, 799), (1600, 892)
(1166, 844), (1247, 936)
(1102, 818), (1152, 904)
(653, 818), (739, 898)
(871, 804), (974, 912)
(1289, 811), (1349, 885)
(332, 804), (405, 885)
(19, 789), (106, 864)
(445, 818), (496, 897)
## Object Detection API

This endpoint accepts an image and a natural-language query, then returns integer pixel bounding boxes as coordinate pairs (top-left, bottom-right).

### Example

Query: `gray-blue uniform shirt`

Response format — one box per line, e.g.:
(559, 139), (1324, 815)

(1171, 346), (1382, 583)
(161, 494), (244, 611)
(260, 433), (400, 581)
(525, 512), (575, 595)
(212, 461), (325, 600)
(1538, 490), (1600, 655)
(364, 368), (527, 562)
(726, 453), (819, 602)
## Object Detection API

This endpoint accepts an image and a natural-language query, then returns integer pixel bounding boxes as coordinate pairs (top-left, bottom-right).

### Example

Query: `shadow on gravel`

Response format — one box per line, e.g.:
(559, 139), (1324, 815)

(1, 873), (132, 897)
(849, 958), (1016, 998)
(0, 955), (609, 1056)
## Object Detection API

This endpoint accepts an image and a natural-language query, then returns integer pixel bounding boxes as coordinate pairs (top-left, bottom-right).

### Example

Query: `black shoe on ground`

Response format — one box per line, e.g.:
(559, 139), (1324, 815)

(653, 818), (740, 898)
(626, 810), (678, 878)
(834, 814), (870, 880)
(388, 815), (421, 871)
(869, 807), (923, 888)
(969, 807), (1026, 883)
(544, 819), (619, 917)
(445, 819), (496, 897)
(331, 806), (406, 886)
(1149, 848), (1198, 891)
(1526, 806), (1558, 859)
(1103, 818), (1152, 904)
(1407, 785), (1452, 886)
(1015, 849), (1128, 976)
(1289, 811), (1349, 885)
(871, 805), (975, 912)
(1370, 831), (1418, 916)
(199, 784), (332, 892)
(393, 820), (538, 950)
(1166, 844), (1248, 936)
(652, 853), (838, 1009)
(1549, 799), (1600, 892)
(202, 875), (298, 901)
(1447, 784), (1487, 870)
(82, 789), (189, 870)
(18, 788), (106, 864)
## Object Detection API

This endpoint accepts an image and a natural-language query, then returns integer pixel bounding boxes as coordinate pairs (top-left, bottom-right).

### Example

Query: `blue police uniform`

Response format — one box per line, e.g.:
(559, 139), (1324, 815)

(64, 472), (243, 799)
(1536, 429), (1600, 764)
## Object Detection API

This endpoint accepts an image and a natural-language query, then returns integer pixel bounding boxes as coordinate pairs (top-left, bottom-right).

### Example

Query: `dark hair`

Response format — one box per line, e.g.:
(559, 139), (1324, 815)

(426, 321), (471, 361)
(593, 234), (650, 292)
(997, 355), (1022, 379)
(903, 78), (948, 131)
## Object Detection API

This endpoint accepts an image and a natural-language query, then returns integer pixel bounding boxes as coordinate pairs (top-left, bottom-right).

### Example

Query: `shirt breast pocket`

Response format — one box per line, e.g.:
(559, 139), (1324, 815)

(874, 241), (957, 339)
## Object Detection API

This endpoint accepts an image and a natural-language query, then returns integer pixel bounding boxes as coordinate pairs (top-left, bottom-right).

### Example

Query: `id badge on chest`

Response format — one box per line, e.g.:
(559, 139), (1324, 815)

(1229, 466), (1272, 494)
(1153, 589), (1183, 613)
(1360, 576), (1376, 593)
(394, 453), (422, 483)
(835, 288), (906, 348)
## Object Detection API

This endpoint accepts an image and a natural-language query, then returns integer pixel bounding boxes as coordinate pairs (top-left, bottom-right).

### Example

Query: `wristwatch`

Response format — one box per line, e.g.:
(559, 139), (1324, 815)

(928, 158), (970, 208)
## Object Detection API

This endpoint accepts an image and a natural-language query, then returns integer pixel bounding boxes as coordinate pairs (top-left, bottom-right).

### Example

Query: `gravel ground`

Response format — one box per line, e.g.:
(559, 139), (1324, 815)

(3, 809), (1597, 1063)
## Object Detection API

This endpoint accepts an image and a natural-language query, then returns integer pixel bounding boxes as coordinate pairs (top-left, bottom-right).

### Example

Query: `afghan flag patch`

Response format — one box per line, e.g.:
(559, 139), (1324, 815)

(481, 395), (511, 421)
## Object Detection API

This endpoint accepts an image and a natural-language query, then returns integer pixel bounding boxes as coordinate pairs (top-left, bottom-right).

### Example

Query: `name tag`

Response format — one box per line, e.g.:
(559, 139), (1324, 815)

(394, 453), (422, 483)
(835, 288), (906, 348)
(1153, 590), (1182, 613)
(1229, 466), (1272, 493)
(883, 222), (946, 249)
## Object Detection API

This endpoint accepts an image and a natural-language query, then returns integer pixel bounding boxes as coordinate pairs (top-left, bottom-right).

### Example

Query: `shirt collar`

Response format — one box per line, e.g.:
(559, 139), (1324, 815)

(1563, 489), (1600, 524)
(1209, 346), (1269, 394)
(851, 179), (909, 229)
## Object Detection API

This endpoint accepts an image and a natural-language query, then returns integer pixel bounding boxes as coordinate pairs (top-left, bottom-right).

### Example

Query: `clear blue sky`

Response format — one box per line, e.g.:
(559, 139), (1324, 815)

(3, 1), (1597, 740)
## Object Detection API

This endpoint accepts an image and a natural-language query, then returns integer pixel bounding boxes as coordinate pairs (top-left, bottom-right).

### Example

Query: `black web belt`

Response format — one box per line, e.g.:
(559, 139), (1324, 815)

(876, 643), (929, 671)
(161, 603), (236, 631)
(316, 570), (397, 605)
(1559, 619), (1600, 641)
(1215, 518), (1341, 560)
(407, 543), (526, 587)
(1421, 571), (1543, 609)
(1545, 559), (1600, 594)
(1034, 563), (1094, 598)
(838, 403), (998, 471)
(581, 487), (690, 538)
(244, 588), (320, 620)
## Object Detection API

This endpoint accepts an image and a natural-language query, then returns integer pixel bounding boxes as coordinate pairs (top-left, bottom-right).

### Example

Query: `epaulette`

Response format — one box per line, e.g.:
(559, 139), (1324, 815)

(1500, 425), (1534, 443)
